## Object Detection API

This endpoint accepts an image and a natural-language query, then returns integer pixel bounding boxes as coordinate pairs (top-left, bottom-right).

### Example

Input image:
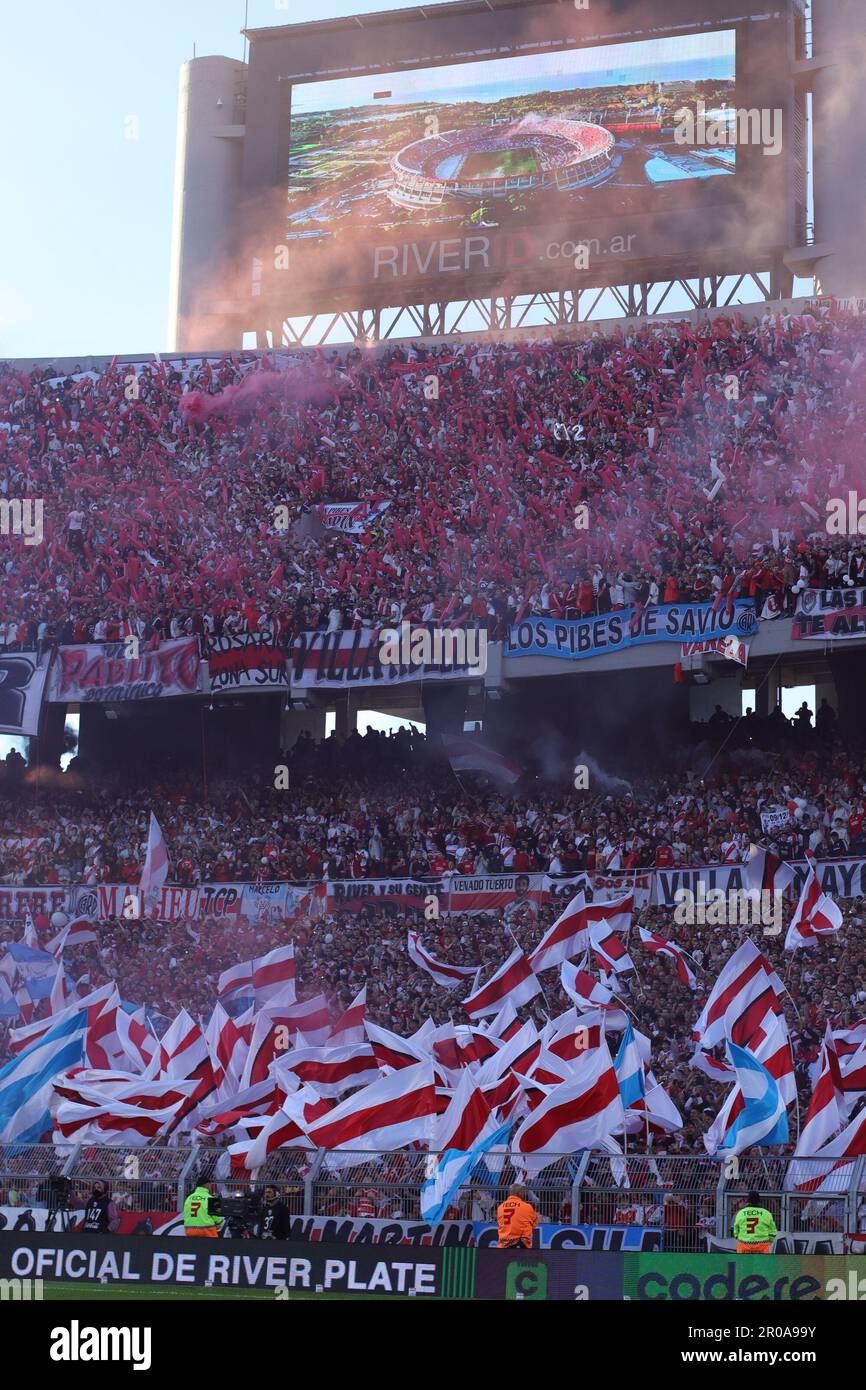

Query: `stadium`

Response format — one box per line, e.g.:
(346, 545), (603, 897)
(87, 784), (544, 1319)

(387, 117), (615, 208)
(1, 0), (865, 1351)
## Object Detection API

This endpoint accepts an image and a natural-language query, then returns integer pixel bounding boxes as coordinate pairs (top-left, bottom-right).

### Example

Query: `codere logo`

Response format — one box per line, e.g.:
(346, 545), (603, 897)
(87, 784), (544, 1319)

(505, 1259), (548, 1301)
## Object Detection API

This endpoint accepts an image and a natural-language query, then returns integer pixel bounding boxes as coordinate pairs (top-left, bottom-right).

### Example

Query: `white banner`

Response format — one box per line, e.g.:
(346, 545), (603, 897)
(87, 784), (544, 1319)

(316, 500), (390, 534)
(0, 652), (50, 736)
(760, 807), (791, 834)
(48, 638), (201, 703)
(681, 636), (750, 667)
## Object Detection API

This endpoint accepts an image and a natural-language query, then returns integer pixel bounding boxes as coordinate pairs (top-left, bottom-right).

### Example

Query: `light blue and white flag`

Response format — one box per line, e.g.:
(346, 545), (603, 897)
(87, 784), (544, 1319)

(0, 1009), (88, 1143)
(717, 1040), (789, 1156)
(421, 1121), (512, 1225)
(614, 1022), (646, 1110)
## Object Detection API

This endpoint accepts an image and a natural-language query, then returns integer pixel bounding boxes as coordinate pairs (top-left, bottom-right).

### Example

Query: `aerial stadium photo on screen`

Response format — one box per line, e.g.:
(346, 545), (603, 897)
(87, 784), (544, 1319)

(286, 29), (737, 245)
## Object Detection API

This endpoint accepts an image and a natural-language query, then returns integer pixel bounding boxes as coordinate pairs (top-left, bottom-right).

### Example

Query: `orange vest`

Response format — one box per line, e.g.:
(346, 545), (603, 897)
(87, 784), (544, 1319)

(497, 1196), (539, 1248)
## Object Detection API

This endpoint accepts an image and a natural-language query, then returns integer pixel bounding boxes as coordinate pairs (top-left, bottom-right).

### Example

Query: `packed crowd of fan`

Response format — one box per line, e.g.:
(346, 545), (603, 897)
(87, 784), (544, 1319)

(2, 306), (866, 650)
(2, 736), (866, 1150)
(0, 718), (862, 888)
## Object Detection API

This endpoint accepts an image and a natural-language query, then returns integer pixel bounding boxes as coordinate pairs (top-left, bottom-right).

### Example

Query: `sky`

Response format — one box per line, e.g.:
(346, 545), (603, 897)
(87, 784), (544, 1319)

(293, 29), (735, 114)
(0, 0), (460, 361)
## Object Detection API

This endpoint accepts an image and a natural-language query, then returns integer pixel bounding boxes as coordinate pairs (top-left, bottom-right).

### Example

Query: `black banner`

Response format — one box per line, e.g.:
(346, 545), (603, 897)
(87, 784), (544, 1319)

(0, 1233), (443, 1296)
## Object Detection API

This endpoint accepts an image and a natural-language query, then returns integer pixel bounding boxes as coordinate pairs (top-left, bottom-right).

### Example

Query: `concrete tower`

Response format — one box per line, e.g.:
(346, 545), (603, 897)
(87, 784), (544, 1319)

(168, 55), (248, 351)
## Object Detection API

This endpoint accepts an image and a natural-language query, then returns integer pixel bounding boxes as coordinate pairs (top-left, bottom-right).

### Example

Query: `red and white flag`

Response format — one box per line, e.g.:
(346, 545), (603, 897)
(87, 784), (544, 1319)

(544, 1007), (604, 1062)
(787, 1105), (866, 1195)
(511, 1041), (624, 1176)
(250, 946), (296, 1004)
(840, 1039), (866, 1106)
(785, 861), (843, 950)
(589, 920), (635, 976)
(365, 1020), (429, 1073)
(430, 1023), (498, 1074)
(832, 1020), (866, 1058)
(692, 940), (785, 1051)
(218, 945), (296, 1004)
(745, 843), (795, 897)
(139, 812), (170, 912)
(241, 995), (332, 1088)
(639, 927), (698, 989)
(328, 985), (367, 1046)
(462, 947), (541, 1020)
(9, 983), (114, 1055)
(203, 1003), (247, 1095)
(275, 1043), (380, 1099)
(797, 1028), (846, 1154)
(47, 917), (97, 959)
(528, 892), (588, 974)
(434, 1070), (498, 1152)
(407, 931), (478, 989)
(305, 1061), (440, 1160)
(116, 1006), (158, 1076)
(230, 1085), (331, 1171)
(54, 1091), (197, 1145)
(560, 962), (628, 1028)
(484, 1000), (522, 1041)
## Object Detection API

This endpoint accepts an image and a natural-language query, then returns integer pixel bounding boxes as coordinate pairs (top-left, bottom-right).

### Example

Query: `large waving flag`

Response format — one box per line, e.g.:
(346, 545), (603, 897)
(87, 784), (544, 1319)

(528, 892), (588, 974)
(692, 939), (785, 1050)
(139, 811), (170, 913)
(715, 1040), (789, 1157)
(785, 861), (843, 950)
(786, 1104), (866, 1196)
(703, 1013), (794, 1154)
(511, 1040), (624, 1177)
(421, 1121), (512, 1225)
(276, 1043), (380, 1099)
(305, 1061), (440, 1162)
(462, 947), (541, 1020)
(797, 1028), (846, 1155)
(0, 1009), (89, 1143)
(442, 735), (522, 786)
(230, 1084), (331, 1172)
(365, 1020), (429, 1073)
(407, 931), (478, 989)
(434, 1070), (497, 1153)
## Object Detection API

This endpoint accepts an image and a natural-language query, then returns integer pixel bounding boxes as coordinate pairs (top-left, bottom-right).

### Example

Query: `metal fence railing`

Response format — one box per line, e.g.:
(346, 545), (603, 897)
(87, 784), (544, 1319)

(1, 1145), (865, 1250)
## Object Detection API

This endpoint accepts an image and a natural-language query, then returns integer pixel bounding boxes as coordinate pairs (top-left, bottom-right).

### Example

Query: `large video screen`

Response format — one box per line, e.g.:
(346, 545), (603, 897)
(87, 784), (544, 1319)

(287, 30), (737, 254)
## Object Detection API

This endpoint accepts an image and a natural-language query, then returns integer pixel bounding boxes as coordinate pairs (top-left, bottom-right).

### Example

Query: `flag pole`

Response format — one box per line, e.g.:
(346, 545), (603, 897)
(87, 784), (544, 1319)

(506, 924), (557, 1014)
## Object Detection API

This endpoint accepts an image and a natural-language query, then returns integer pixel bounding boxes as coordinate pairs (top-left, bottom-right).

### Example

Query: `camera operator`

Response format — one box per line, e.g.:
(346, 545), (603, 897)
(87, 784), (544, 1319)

(70, 1181), (120, 1234)
(183, 1182), (225, 1238)
(255, 1185), (292, 1240)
